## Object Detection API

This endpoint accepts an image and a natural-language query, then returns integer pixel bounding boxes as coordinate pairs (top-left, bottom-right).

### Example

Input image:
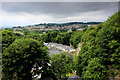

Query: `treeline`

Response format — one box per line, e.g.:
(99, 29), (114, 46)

(9, 21), (101, 28)
(38, 29), (87, 48)
(18, 28), (85, 48)
(34, 22), (102, 27)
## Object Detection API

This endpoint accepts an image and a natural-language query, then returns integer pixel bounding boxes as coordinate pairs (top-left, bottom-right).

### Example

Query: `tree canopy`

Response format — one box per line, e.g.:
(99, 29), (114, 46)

(51, 53), (73, 79)
(2, 39), (50, 80)
(2, 30), (16, 51)
(75, 10), (120, 79)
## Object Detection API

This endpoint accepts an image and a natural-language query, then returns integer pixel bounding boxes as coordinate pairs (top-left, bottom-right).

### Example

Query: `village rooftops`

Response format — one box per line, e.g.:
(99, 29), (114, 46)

(44, 42), (75, 53)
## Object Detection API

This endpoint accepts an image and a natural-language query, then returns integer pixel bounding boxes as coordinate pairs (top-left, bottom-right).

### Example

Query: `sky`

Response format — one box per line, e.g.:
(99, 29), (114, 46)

(0, 1), (119, 28)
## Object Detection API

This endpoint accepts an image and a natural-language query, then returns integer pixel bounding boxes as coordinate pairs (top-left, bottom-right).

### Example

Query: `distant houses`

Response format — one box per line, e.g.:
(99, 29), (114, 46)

(12, 22), (100, 31)
(87, 24), (98, 28)
(77, 28), (83, 31)
(44, 43), (75, 54)
(67, 76), (82, 80)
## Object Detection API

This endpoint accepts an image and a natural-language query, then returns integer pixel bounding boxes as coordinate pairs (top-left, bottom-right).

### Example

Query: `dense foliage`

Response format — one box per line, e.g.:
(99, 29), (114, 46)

(75, 11), (120, 79)
(2, 30), (16, 51)
(40, 31), (72, 46)
(70, 30), (86, 48)
(56, 32), (72, 45)
(40, 31), (59, 42)
(2, 39), (50, 80)
(51, 53), (73, 79)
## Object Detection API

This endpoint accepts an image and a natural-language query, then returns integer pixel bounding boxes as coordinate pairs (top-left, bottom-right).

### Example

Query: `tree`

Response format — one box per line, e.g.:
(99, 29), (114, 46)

(56, 32), (72, 45)
(82, 58), (107, 80)
(71, 27), (77, 31)
(50, 31), (59, 42)
(23, 29), (30, 35)
(2, 39), (50, 80)
(5, 28), (13, 31)
(51, 53), (73, 79)
(40, 31), (59, 43)
(70, 31), (84, 48)
(2, 30), (16, 50)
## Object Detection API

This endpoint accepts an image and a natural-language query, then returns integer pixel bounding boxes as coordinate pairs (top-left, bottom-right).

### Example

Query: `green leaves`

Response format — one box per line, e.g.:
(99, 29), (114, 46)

(75, 10), (120, 79)
(51, 53), (73, 79)
(81, 58), (107, 80)
(70, 31), (84, 48)
(2, 39), (50, 80)
(2, 30), (16, 51)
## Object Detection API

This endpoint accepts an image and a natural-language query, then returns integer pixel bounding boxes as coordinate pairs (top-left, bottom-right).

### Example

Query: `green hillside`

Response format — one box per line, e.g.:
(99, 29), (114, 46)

(75, 10), (120, 80)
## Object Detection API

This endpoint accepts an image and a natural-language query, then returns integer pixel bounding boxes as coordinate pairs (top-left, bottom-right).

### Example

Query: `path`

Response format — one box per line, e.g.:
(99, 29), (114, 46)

(76, 43), (82, 56)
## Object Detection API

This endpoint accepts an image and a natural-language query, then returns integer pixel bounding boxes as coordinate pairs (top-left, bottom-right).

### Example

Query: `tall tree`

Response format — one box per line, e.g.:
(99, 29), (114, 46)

(2, 39), (50, 80)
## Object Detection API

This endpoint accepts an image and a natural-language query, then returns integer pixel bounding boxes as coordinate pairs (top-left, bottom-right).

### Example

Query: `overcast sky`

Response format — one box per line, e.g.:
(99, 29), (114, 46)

(1, 2), (118, 28)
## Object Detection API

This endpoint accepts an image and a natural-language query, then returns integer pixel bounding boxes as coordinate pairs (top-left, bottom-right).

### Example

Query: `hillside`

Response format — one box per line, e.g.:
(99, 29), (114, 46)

(75, 10), (120, 79)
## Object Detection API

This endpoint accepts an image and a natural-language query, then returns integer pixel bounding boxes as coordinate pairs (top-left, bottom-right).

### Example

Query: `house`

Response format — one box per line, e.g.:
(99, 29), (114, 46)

(67, 71), (82, 80)
(67, 76), (82, 80)
(77, 28), (83, 31)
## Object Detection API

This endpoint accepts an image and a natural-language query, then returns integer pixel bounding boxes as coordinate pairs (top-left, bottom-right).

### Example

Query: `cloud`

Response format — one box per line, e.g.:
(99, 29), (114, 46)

(1, 2), (118, 27)
(2, 2), (118, 16)
(1, 0), (119, 2)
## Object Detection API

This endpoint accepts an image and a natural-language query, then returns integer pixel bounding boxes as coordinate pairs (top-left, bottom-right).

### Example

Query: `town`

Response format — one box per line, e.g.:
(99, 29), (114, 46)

(11, 22), (101, 31)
